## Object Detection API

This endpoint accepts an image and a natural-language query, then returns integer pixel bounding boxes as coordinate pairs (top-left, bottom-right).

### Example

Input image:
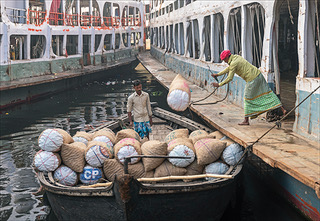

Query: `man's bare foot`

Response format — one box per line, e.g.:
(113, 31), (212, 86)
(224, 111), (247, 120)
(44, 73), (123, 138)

(238, 121), (249, 125)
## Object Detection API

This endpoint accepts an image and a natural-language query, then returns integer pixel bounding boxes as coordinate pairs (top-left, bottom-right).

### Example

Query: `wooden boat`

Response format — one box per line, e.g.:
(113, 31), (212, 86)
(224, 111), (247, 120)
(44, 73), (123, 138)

(37, 107), (244, 221)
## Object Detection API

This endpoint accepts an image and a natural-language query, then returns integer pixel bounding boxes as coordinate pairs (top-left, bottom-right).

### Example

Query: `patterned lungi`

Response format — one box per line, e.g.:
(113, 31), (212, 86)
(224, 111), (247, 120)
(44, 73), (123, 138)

(133, 121), (152, 139)
(244, 73), (282, 119)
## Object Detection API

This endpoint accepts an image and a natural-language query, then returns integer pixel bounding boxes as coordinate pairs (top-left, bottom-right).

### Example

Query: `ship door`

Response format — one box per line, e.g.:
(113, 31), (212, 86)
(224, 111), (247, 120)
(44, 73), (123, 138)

(273, 0), (299, 118)
(83, 35), (91, 66)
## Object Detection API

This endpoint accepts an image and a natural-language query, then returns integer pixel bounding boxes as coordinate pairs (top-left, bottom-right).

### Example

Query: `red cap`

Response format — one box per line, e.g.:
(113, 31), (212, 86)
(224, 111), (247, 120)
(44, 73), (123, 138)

(220, 50), (231, 61)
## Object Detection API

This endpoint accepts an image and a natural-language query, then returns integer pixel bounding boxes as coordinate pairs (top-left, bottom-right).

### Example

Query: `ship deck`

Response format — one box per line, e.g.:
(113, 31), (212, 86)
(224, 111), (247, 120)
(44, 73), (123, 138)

(137, 52), (320, 198)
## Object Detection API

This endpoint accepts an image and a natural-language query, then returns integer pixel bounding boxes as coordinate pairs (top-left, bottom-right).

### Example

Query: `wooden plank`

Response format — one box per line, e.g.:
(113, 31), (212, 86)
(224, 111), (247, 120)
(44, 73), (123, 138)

(153, 107), (212, 132)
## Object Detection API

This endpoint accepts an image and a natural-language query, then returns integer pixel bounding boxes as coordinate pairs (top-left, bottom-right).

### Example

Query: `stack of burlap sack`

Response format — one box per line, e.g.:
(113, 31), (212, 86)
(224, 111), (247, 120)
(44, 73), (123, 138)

(34, 127), (244, 186)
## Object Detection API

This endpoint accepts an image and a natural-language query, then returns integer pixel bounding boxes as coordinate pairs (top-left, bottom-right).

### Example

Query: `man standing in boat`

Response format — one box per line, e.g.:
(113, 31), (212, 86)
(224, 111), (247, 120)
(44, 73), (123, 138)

(211, 50), (286, 125)
(127, 79), (153, 139)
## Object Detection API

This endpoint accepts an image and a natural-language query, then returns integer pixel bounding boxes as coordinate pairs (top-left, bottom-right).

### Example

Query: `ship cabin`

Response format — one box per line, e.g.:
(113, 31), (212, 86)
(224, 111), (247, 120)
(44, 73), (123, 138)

(0, 0), (146, 81)
(148, 0), (320, 141)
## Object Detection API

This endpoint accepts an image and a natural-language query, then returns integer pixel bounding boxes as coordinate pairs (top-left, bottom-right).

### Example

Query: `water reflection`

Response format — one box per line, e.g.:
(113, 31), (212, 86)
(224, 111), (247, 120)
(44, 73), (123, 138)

(0, 63), (166, 220)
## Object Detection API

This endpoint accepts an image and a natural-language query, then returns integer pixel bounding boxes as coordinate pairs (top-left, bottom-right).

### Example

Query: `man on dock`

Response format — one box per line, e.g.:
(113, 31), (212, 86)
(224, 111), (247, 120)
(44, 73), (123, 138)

(211, 50), (286, 125)
(127, 79), (153, 139)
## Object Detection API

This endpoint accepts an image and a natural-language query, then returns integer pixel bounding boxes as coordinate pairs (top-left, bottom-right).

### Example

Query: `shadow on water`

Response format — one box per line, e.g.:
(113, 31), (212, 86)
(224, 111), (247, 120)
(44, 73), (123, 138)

(0, 63), (307, 221)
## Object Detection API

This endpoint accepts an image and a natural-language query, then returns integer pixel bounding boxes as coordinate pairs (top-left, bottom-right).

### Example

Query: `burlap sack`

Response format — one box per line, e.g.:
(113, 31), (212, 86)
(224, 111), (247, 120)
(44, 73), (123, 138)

(85, 141), (114, 167)
(93, 129), (116, 144)
(114, 138), (141, 164)
(73, 131), (92, 145)
(115, 129), (140, 144)
(189, 130), (213, 144)
(167, 74), (191, 111)
(185, 161), (205, 176)
(154, 160), (187, 177)
(209, 131), (225, 140)
(220, 137), (235, 146)
(194, 138), (227, 165)
(61, 143), (86, 173)
(144, 170), (154, 178)
(33, 150), (61, 172)
(103, 159), (124, 181)
(164, 128), (189, 144)
(128, 162), (145, 179)
(141, 140), (167, 171)
(38, 128), (74, 152)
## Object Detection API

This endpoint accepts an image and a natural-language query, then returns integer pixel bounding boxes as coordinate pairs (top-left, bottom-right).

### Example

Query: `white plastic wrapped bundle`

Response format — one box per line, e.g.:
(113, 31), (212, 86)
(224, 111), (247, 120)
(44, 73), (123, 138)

(167, 90), (190, 111)
(79, 165), (103, 185)
(222, 143), (244, 166)
(73, 136), (89, 145)
(93, 136), (113, 148)
(33, 150), (61, 172)
(168, 145), (195, 167)
(117, 145), (139, 164)
(38, 129), (63, 152)
(54, 165), (78, 186)
(167, 74), (191, 112)
(38, 128), (73, 152)
(86, 143), (112, 167)
(205, 162), (229, 181)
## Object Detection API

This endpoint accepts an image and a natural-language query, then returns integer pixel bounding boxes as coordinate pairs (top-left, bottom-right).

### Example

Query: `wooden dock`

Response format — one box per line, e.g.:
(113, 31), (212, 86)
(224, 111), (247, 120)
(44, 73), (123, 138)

(137, 52), (320, 200)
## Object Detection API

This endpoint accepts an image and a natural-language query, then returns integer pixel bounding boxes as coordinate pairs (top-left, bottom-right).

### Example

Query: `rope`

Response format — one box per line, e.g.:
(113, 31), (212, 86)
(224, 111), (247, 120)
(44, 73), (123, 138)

(287, 0), (294, 24)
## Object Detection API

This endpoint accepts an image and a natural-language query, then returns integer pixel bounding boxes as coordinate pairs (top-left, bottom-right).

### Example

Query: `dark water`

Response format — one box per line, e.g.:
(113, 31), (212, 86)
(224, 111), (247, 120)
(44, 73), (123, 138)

(0, 63), (307, 221)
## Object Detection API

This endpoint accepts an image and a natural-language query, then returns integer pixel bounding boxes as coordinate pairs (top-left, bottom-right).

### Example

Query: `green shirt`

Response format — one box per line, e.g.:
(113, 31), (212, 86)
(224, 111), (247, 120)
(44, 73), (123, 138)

(217, 54), (261, 87)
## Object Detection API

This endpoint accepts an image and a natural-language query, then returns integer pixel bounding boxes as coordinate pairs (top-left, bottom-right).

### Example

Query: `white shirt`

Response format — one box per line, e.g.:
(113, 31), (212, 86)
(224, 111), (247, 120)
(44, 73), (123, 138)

(127, 91), (152, 122)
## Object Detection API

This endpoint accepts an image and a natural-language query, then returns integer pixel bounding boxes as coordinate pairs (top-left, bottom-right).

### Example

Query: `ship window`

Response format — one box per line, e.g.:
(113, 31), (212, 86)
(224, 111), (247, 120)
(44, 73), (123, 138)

(180, 0), (184, 8)
(169, 25), (174, 52)
(203, 15), (211, 61)
(193, 19), (200, 59)
(65, 0), (78, 26)
(31, 35), (46, 59)
(6, 5), (27, 24)
(169, 4), (173, 12)
(166, 6), (169, 14)
(213, 13), (224, 63)
(91, 0), (101, 27)
(245, 3), (265, 68)
(104, 34), (112, 50)
(29, 0), (45, 25)
(151, 28), (154, 45)
(186, 22), (193, 57)
(136, 32), (141, 45)
(9, 35), (27, 60)
(80, 0), (91, 26)
(83, 35), (91, 55)
(95, 34), (102, 52)
(66, 35), (78, 55)
(113, 3), (120, 27)
(52, 35), (63, 56)
(115, 33), (121, 49)
(161, 26), (165, 49)
(156, 11), (158, 17)
(306, 0), (320, 77)
(186, 0), (192, 6)
(102, 2), (112, 27)
(174, 1), (178, 10)
(122, 33), (129, 47)
(166, 25), (169, 51)
(131, 33), (136, 46)
(154, 27), (159, 46)
(129, 7), (134, 26)
(228, 7), (242, 56)
(122, 6), (128, 26)
(174, 23), (179, 54)
(135, 8), (141, 26)
(179, 23), (185, 55)
(162, 8), (165, 15)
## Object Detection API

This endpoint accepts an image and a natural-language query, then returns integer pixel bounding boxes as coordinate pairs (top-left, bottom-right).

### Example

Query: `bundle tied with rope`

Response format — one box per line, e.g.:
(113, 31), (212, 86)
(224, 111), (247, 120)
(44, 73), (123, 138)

(167, 74), (191, 111)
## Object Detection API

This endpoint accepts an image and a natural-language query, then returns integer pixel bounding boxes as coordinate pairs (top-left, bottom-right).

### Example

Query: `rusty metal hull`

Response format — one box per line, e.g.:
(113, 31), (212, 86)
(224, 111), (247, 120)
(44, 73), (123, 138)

(41, 165), (243, 221)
